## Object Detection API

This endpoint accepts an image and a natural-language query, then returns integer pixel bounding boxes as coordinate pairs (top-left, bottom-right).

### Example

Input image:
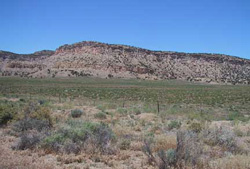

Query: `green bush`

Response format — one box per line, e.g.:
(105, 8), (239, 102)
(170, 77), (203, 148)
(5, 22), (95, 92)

(9, 102), (53, 151)
(188, 122), (203, 133)
(158, 149), (177, 168)
(38, 99), (47, 105)
(71, 109), (84, 118)
(117, 108), (128, 115)
(30, 106), (53, 127)
(43, 120), (115, 154)
(119, 138), (131, 150)
(12, 102), (53, 132)
(0, 104), (15, 126)
(94, 111), (107, 119)
(166, 149), (177, 165)
(168, 120), (181, 130)
(19, 98), (25, 102)
(97, 104), (106, 111)
(188, 111), (214, 121)
(131, 107), (141, 115)
(227, 111), (249, 122)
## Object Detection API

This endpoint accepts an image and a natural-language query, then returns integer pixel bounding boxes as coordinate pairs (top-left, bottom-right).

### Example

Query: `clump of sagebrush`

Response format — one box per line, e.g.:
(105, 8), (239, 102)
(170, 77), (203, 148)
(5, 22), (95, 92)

(142, 138), (156, 165)
(38, 99), (47, 105)
(202, 127), (240, 153)
(227, 111), (249, 122)
(168, 120), (181, 130)
(19, 98), (25, 102)
(11, 102), (53, 150)
(0, 104), (16, 126)
(176, 130), (202, 166)
(188, 121), (204, 133)
(42, 119), (116, 154)
(70, 109), (84, 118)
(119, 138), (131, 150)
(13, 118), (51, 133)
(13, 102), (53, 132)
(158, 149), (177, 169)
(12, 130), (45, 150)
(142, 130), (203, 168)
(94, 111), (107, 119)
(131, 107), (141, 115)
(96, 104), (106, 111)
(117, 108), (128, 116)
(188, 111), (214, 121)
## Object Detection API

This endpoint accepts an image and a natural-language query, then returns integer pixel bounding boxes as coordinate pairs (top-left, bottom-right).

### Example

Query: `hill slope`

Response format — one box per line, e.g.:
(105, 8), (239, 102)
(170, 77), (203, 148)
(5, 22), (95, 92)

(1, 41), (250, 84)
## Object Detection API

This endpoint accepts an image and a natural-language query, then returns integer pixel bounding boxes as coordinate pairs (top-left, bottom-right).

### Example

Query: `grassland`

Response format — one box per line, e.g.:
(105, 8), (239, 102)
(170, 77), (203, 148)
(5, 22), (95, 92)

(0, 77), (250, 169)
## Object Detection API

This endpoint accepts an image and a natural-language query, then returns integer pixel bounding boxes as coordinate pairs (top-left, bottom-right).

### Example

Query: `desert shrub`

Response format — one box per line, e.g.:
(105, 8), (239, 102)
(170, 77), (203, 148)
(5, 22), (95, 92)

(131, 107), (141, 115)
(228, 111), (240, 121)
(10, 102), (53, 150)
(13, 118), (51, 132)
(12, 102), (53, 132)
(202, 127), (239, 153)
(158, 149), (177, 169)
(117, 108), (128, 115)
(12, 130), (44, 150)
(168, 120), (181, 130)
(142, 137), (156, 165)
(188, 122), (203, 133)
(165, 149), (177, 166)
(176, 130), (202, 166)
(157, 149), (168, 169)
(43, 120), (115, 154)
(143, 130), (202, 168)
(119, 138), (131, 150)
(38, 99), (46, 105)
(94, 111), (107, 119)
(71, 109), (84, 118)
(234, 128), (244, 137)
(227, 111), (249, 122)
(30, 106), (53, 126)
(187, 111), (215, 121)
(19, 98), (25, 102)
(96, 104), (105, 111)
(63, 140), (81, 154)
(22, 102), (40, 116)
(13, 102), (53, 128)
(0, 104), (15, 126)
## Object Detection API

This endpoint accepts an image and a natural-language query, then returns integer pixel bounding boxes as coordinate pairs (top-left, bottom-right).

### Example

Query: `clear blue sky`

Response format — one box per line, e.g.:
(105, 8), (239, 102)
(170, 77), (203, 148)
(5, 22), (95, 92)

(0, 0), (249, 59)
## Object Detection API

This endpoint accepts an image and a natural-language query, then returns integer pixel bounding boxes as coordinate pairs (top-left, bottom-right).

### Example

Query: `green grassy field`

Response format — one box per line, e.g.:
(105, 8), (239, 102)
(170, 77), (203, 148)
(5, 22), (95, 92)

(1, 77), (250, 102)
(1, 77), (250, 120)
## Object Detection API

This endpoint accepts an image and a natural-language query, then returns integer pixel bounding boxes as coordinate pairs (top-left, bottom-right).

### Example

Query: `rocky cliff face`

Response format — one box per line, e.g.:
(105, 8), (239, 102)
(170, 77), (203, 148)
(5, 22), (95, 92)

(1, 41), (250, 84)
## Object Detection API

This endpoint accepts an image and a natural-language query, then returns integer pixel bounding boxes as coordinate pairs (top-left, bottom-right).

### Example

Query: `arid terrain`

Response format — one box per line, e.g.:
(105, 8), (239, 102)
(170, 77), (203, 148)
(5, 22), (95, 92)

(1, 41), (250, 84)
(0, 77), (250, 169)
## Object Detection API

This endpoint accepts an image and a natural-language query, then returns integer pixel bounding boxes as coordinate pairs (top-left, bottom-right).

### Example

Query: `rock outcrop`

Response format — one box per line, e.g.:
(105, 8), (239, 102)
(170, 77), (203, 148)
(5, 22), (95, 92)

(0, 41), (249, 84)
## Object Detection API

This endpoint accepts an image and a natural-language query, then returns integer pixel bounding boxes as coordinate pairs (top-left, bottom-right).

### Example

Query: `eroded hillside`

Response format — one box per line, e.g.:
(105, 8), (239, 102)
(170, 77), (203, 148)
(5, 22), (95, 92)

(1, 41), (250, 84)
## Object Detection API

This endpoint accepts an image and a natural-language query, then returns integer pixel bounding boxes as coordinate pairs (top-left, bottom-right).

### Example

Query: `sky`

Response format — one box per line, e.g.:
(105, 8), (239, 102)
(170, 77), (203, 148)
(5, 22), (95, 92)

(0, 0), (249, 59)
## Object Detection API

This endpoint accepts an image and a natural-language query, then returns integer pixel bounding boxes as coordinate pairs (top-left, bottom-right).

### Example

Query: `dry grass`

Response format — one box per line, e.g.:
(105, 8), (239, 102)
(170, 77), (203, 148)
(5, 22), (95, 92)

(0, 133), (58, 169)
(1, 88), (250, 169)
(153, 134), (177, 152)
(209, 155), (250, 169)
